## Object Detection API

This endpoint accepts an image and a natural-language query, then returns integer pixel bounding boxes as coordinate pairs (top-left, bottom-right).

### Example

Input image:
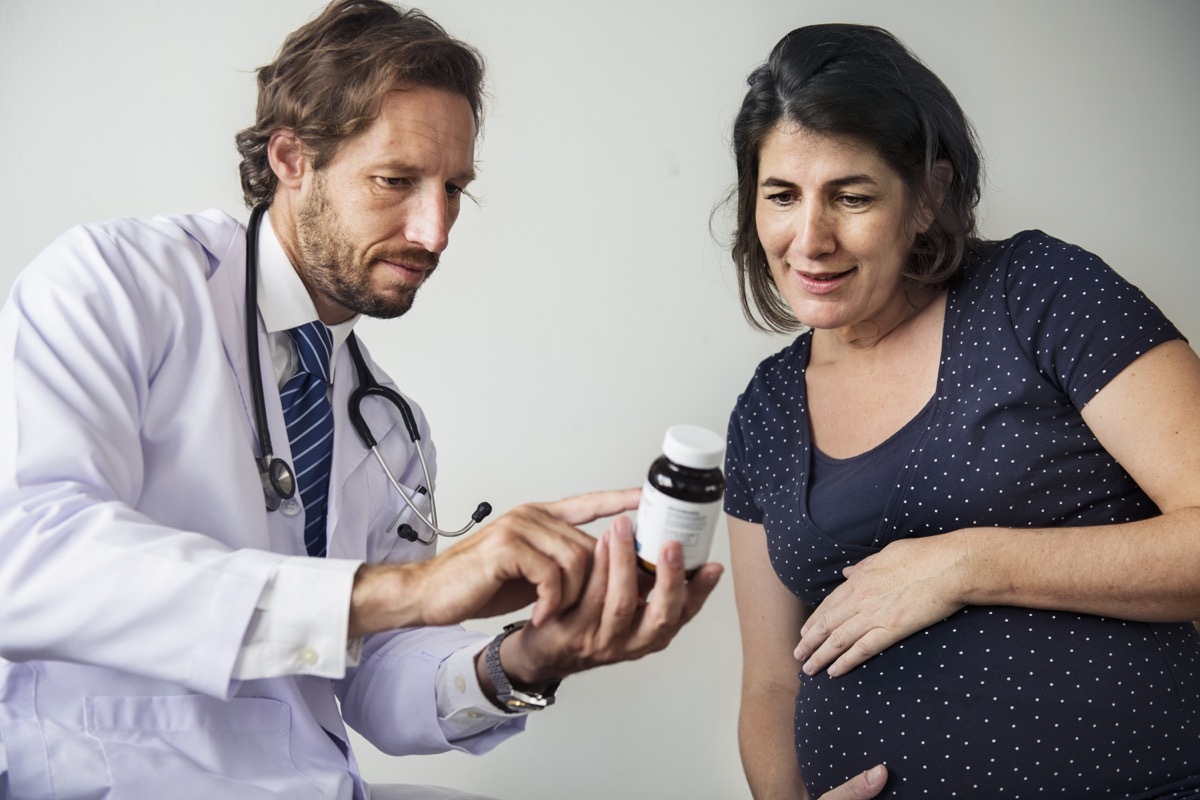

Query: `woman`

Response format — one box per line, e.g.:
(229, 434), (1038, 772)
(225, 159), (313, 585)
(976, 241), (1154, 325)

(724, 23), (1200, 799)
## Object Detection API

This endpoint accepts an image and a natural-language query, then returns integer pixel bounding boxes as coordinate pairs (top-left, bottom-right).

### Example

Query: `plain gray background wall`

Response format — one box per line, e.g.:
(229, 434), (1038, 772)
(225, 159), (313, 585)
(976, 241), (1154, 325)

(2, 2), (1198, 798)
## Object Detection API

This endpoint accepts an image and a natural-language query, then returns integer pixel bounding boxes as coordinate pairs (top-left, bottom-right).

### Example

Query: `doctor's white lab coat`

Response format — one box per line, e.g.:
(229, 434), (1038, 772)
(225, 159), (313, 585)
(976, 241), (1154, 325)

(0, 211), (521, 798)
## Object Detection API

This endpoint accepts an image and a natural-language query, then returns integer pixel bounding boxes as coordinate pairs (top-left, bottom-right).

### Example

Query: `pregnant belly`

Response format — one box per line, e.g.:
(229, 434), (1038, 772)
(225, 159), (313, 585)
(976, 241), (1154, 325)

(794, 608), (1200, 799)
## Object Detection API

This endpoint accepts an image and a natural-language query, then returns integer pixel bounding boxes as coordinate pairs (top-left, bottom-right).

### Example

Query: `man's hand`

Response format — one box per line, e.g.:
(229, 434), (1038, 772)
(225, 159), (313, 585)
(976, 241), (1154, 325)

(482, 514), (722, 688)
(817, 765), (888, 800)
(349, 489), (641, 638)
(794, 532), (969, 677)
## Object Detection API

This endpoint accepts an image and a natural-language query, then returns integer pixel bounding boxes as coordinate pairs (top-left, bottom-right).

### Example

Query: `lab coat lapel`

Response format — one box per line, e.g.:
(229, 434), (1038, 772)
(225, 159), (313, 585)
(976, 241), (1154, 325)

(202, 218), (305, 555)
(204, 227), (286, 465)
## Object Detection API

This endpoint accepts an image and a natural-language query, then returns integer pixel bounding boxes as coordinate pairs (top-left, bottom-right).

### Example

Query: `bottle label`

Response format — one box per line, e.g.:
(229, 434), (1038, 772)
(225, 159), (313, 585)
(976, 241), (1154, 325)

(634, 481), (720, 571)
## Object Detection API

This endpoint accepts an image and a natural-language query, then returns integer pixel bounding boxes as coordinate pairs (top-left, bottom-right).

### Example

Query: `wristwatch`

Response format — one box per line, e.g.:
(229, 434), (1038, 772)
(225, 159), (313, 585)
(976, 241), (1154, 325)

(485, 620), (560, 713)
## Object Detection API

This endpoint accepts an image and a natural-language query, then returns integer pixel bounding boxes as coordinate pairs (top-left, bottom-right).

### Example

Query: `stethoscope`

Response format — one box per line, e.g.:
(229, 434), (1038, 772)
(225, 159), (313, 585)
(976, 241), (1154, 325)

(244, 203), (491, 544)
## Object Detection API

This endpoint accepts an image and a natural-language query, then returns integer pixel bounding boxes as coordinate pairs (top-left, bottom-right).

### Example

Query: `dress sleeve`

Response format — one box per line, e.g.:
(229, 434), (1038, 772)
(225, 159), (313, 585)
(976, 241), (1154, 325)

(724, 390), (765, 523)
(1002, 231), (1184, 407)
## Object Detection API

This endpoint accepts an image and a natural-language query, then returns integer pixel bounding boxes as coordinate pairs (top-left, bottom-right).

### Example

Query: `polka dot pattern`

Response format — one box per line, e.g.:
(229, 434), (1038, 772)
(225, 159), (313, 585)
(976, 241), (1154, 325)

(725, 231), (1200, 797)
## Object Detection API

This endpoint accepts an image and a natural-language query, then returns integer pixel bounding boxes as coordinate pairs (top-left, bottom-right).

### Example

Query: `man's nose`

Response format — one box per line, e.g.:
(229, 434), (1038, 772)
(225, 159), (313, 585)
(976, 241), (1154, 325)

(403, 190), (451, 254)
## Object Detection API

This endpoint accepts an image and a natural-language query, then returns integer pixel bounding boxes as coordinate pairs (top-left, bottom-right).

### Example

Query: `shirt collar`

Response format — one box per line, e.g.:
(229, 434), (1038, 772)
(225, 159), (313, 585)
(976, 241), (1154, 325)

(255, 210), (358, 353)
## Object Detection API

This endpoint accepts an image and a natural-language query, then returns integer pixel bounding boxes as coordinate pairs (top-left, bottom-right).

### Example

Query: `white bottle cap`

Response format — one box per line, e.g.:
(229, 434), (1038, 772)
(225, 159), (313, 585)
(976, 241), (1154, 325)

(662, 424), (725, 470)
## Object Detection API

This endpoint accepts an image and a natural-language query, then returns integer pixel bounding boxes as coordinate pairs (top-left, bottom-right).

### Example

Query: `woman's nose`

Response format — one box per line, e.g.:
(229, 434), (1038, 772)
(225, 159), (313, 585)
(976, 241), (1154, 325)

(793, 205), (836, 261)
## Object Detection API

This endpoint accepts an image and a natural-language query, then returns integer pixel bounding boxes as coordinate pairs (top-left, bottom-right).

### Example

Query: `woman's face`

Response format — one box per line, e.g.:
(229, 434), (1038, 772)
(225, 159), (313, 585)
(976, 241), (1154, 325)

(755, 124), (927, 334)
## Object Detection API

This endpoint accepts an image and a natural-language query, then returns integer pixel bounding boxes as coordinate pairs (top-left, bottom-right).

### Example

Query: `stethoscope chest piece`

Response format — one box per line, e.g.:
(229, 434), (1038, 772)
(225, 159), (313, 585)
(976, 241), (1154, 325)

(260, 456), (296, 511)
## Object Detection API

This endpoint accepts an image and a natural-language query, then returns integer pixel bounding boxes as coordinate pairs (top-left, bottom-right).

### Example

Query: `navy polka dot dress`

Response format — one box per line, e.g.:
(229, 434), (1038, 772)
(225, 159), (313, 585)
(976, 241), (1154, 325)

(725, 232), (1200, 798)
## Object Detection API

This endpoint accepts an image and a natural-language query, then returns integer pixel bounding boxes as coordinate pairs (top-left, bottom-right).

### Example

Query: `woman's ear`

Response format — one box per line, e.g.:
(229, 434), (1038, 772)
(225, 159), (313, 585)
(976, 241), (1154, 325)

(914, 160), (954, 234)
(266, 129), (308, 191)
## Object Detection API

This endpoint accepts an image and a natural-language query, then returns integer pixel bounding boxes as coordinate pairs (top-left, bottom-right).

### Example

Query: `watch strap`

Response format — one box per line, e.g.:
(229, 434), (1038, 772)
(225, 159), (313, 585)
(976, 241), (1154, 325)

(484, 620), (559, 713)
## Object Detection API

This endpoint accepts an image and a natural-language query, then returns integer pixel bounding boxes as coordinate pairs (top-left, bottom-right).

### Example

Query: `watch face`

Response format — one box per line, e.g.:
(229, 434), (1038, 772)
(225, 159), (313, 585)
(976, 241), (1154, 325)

(503, 688), (555, 711)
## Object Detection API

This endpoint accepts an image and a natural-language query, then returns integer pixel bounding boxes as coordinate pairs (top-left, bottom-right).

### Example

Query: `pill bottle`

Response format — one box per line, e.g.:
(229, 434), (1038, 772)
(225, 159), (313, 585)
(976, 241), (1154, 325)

(634, 424), (725, 579)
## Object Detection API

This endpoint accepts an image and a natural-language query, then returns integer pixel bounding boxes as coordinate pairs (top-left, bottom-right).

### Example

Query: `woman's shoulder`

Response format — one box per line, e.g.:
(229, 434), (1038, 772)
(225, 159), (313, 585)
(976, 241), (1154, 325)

(949, 231), (1128, 316)
(731, 332), (812, 412)
(960, 230), (1108, 283)
(948, 229), (1182, 401)
(748, 332), (811, 385)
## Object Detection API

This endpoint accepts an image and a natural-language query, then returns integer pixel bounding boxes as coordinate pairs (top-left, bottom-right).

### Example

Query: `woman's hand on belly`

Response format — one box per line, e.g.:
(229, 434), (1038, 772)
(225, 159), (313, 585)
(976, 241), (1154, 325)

(794, 531), (970, 676)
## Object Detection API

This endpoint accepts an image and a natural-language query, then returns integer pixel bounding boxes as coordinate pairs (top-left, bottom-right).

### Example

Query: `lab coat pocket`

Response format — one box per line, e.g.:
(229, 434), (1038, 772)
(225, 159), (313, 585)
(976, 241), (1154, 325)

(85, 694), (322, 799)
(364, 462), (435, 562)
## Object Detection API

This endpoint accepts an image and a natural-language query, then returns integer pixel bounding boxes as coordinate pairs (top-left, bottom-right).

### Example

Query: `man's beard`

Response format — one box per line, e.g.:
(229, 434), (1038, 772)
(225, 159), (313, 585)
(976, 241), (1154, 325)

(295, 177), (438, 320)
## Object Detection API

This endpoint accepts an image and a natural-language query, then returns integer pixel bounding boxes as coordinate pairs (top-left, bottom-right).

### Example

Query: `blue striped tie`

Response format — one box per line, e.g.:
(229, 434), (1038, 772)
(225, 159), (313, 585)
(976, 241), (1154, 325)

(281, 322), (335, 557)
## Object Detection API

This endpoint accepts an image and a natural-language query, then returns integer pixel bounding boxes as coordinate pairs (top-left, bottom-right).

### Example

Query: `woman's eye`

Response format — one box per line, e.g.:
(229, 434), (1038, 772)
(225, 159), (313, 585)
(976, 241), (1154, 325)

(765, 191), (795, 206)
(839, 194), (872, 208)
(379, 176), (410, 188)
(445, 183), (464, 198)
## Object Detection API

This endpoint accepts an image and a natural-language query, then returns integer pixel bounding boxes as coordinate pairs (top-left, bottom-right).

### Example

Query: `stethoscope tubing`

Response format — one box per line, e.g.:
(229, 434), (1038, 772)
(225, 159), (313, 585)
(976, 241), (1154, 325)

(346, 336), (480, 541)
(246, 204), (296, 511)
(372, 446), (477, 539)
(245, 202), (488, 542)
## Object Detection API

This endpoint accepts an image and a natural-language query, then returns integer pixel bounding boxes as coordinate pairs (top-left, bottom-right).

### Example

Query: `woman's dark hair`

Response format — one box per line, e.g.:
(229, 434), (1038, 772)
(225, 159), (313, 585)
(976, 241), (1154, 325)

(730, 24), (982, 332)
(235, 0), (485, 208)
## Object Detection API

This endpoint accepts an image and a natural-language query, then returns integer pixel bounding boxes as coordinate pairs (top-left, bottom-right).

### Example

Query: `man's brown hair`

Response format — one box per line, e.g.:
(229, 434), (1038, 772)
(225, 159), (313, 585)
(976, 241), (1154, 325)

(235, 0), (485, 208)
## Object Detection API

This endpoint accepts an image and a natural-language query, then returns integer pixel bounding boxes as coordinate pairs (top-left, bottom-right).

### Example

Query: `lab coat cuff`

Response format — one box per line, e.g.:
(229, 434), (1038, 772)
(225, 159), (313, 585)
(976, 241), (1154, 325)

(232, 556), (362, 680)
(201, 547), (289, 698)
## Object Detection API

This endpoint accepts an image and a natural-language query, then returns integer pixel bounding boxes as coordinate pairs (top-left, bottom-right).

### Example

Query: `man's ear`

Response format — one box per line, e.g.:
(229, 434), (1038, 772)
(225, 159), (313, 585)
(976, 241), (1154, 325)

(266, 129), (308, 190)
(914, 160), (954, 234)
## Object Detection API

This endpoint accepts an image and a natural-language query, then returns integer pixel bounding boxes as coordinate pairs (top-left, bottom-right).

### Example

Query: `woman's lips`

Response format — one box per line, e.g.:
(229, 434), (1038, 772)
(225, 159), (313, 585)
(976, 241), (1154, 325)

(794, 266), (855, 295)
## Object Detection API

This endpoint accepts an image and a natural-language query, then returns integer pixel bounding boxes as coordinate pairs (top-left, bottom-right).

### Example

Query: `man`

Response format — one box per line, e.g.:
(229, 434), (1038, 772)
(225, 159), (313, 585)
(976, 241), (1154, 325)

(0, 3), (718, 796)
(0, 2), (881, 798)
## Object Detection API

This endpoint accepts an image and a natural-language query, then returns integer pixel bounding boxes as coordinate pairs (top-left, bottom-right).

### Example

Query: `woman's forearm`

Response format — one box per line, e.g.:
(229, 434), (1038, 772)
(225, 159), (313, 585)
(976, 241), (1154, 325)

(739, 683), (809, 800)
(961, 506), (1200, 622)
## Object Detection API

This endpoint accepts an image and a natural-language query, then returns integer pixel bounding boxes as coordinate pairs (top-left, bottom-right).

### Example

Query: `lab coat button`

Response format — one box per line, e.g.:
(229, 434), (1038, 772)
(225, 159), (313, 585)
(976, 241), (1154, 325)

(298, 647), (319, 666)
(454, 676), (467, 693)
(467, 711), (483, 720)
(282, 499), (301, 517)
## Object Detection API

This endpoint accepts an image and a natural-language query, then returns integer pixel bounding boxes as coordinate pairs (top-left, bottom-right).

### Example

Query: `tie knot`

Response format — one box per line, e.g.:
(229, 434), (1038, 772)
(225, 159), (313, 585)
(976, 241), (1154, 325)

(287, 321), (334, 384)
